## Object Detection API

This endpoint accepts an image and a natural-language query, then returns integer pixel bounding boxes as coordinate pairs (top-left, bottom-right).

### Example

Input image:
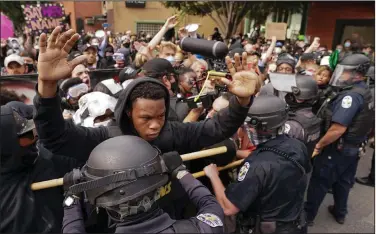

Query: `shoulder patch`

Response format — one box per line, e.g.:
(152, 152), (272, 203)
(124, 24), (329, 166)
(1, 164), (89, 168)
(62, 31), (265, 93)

(284, 123), (291, 134)
(237, 162), (250, 181)
(196, 213), (223, 227)
(341, 95), (352, 108)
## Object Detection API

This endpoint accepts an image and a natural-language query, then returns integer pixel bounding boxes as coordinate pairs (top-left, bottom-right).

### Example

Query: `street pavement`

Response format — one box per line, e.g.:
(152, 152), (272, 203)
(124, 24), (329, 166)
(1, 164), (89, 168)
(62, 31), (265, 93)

(308, 147), (375, 233)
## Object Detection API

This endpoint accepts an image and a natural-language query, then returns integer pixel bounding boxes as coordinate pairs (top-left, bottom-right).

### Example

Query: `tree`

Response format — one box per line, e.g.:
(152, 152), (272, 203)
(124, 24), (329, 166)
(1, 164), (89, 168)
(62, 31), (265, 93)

(163, 2), (253, 40)
(163, 1), (304, 40)
(0, 1), (36, 34)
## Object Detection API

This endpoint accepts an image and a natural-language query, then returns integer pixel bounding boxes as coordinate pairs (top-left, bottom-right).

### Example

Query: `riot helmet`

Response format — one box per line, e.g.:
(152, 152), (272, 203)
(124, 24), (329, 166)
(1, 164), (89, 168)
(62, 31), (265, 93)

(366, 66), (375, 81)
(291, 74), (318, 101)
(66, 136), (169, 221)
(246, 95), (289, 131)
(330, 53), (371, 87)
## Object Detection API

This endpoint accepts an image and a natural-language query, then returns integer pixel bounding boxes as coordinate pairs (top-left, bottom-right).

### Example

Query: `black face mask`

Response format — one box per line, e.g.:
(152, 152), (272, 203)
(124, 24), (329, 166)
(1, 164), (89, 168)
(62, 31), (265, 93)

(171, 82), (179, 95)
(123, 43), (130, 48)
(106, 56), (114, 62)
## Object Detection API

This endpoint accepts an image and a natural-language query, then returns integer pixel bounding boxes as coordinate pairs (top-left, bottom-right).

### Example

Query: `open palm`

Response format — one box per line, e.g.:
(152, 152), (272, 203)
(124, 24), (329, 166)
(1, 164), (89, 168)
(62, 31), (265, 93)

(38, 26), (86, 82)
(221, 71), (262, 98)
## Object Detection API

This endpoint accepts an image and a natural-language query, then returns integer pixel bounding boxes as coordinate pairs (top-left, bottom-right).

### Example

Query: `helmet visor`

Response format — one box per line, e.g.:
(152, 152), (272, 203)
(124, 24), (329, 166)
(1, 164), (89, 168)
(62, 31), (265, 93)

(329, 64), (358, 87)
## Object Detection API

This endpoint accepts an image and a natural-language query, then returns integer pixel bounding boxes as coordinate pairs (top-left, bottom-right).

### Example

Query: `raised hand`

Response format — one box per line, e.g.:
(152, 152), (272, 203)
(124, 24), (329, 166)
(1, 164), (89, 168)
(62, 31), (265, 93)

(225, 52), (248, 76)
(178, 27), (188, 38)
(37, 26), (86, 82)
(165, 15), (178, 29)
(221, 70), (261, 98)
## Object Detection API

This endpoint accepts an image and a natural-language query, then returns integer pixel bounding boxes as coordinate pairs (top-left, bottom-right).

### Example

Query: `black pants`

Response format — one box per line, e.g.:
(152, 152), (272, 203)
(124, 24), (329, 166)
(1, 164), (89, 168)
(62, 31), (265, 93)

(369, 151), (375, 182)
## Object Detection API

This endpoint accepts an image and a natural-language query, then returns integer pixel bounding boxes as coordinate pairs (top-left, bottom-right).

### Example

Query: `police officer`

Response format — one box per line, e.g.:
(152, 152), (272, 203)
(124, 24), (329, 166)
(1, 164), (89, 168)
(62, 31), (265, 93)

(62, 135), (224, 233)
(305, 54), (374, 225)
(356, 66), (375, 187)
(280, 74), (322, 156)
(204, 95), (311, 234)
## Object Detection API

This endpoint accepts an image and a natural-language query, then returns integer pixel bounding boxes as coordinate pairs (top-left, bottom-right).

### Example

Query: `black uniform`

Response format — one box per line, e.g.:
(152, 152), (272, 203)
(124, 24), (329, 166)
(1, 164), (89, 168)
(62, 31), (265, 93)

(62, 173), (224, 233)
(225, 135), (311, 234)
(285, 107), (321, 156)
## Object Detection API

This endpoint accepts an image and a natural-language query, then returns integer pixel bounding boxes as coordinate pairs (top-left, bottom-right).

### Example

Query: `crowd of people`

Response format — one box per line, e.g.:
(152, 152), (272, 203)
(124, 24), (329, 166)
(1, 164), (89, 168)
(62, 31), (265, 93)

(1, 14), (375, 234)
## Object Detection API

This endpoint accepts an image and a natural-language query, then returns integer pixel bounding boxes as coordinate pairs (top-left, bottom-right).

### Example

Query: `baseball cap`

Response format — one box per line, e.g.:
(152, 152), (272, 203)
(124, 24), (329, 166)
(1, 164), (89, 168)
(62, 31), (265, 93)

(228, 48), (245, 58)
(5, 54), (24, 67)
(81, 44), (98, 53)
(119, 66), (138, 83)
(68, 51), (83, 61)
(276, 53), (296, 68)
(142, 58), (175, 77)
(300, 53), (315, 62)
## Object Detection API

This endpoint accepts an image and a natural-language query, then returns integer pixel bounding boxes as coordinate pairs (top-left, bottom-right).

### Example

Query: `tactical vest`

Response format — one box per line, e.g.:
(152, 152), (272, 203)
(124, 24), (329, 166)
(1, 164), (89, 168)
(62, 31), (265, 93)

(289, 108), (321, 156)
(323, 86), (374, 141)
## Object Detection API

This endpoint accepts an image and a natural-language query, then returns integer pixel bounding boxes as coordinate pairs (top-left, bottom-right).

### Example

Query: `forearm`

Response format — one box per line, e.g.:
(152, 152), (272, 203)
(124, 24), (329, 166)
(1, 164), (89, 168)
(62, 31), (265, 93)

(179, 173), (221, 214)
(208, 174), (233, 212)
(38, 80), (58, 98)
(316, 126), (345, 149)
(148, 25), (168, 50)
(262, 42), (275, 64)
(183, 109), (201, 123)
(62, 201), (86, 233)
(236, 150), (251, 159)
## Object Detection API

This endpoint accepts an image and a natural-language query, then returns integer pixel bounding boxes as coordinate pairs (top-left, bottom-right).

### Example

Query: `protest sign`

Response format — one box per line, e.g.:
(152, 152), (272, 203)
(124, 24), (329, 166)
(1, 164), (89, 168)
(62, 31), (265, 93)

(265, 22), (287, 41)
(22, 3), (67, 35)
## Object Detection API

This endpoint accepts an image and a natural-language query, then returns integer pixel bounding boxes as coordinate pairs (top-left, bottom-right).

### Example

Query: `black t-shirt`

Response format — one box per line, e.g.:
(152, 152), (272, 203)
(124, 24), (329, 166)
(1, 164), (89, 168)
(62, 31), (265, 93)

(225, 135), (310, 222)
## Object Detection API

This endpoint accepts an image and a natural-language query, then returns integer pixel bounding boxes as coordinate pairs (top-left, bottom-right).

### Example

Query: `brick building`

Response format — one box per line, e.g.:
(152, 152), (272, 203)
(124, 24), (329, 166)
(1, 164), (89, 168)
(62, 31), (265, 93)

(305, 1), (374, 49)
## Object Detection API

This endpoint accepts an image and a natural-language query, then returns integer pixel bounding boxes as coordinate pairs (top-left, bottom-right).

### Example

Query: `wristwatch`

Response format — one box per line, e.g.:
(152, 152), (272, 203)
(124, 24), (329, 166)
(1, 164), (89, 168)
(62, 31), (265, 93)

(176, 170), (189, 180)
(63, 195), (80, 208)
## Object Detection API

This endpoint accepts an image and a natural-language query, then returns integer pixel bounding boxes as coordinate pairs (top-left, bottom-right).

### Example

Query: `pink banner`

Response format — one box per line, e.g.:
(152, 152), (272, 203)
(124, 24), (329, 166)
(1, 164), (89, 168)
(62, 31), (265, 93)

(1, 13), (14, 39)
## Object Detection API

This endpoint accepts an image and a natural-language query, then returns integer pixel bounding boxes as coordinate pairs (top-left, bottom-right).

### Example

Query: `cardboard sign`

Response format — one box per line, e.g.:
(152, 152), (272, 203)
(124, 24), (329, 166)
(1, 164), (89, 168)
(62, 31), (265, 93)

(22, 3), (67, 35)
(265, 22), (287, 41)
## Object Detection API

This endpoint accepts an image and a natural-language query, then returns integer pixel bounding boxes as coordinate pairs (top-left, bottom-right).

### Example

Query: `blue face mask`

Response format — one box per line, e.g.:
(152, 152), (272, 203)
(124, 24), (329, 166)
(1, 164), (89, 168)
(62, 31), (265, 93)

(344, 42), (351, 48)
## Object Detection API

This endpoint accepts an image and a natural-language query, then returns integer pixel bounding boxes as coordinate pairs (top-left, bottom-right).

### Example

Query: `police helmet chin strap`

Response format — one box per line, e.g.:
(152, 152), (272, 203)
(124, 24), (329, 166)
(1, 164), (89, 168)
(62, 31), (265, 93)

(106, 192), (160, 222)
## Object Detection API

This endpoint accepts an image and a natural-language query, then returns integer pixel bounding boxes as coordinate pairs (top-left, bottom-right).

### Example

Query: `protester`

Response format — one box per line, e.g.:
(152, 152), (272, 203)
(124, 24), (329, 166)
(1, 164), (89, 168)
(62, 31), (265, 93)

(0, 104), (79, 233)
(59, 78), (89, 119)
(3, 54), (29, 75)
(71, 64), (91, 89)
(82, 44), (100, 69)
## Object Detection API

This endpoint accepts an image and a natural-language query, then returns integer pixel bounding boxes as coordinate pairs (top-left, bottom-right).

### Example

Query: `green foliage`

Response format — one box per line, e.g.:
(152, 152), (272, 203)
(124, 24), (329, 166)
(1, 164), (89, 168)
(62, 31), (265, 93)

(163, 1), (304, 39)
(0, 1), (29, 34)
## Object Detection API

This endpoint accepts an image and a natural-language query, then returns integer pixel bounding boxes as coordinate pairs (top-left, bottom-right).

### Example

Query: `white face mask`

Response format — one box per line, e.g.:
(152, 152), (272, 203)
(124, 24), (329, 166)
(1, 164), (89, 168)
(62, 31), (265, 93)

(166, 56), (175, 64)
(274, 47), (282, 54)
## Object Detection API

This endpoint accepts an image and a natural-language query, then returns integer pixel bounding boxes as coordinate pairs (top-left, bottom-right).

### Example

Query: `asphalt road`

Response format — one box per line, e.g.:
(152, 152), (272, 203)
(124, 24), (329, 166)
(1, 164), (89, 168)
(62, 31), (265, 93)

(308, 147), (375, 233)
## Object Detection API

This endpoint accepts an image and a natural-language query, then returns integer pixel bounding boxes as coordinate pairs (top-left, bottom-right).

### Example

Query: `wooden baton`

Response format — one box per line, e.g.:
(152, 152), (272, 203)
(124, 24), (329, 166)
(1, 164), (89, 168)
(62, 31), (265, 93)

(192, 159), (244, 178)
(31, 146), (228, 191)
(31, 178), (64, 191)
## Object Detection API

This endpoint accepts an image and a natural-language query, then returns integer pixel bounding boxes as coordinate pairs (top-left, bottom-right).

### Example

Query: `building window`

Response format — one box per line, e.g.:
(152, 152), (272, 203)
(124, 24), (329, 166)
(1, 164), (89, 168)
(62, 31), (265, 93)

(136, 22), (164, 36)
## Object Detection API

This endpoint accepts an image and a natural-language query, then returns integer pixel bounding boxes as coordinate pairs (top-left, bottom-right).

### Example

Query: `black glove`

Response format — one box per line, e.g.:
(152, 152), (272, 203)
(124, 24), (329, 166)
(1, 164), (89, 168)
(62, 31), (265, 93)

(63, 168), (82, 194)
(161, 151), (187, 179)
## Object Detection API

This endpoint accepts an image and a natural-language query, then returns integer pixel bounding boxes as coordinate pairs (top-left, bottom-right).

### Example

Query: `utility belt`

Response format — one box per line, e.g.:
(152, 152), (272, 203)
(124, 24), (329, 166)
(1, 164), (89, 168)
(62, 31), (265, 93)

(236, 211), (307, 234)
